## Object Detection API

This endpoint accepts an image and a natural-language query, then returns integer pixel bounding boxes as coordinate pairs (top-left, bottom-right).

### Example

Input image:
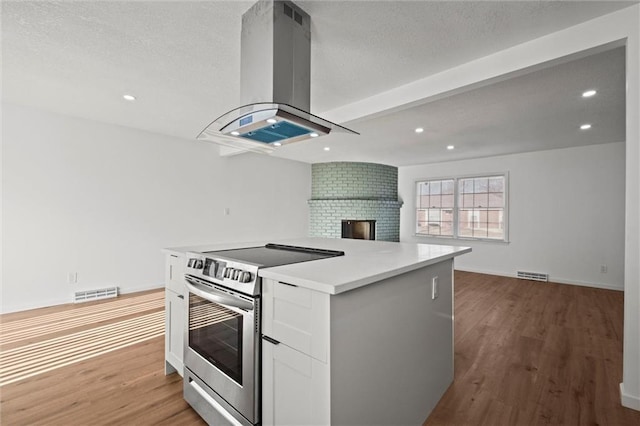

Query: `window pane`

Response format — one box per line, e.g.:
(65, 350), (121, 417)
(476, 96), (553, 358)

(429, 196), (441, 208)
(473, 226), (488, 238)
(458, 209), (474, 236)
(441, 194), (454, 207)
(441, 180), (454, 194)
(474, 178), (489, 193)
(460, 179), (474, 193)
(419, 182), (430, 195)
(489, 177), (504, 192)
(459, 224), (473, 237)
(474, 192), (489, 208)
(487, 223), (504, 239)
(487, 209), (503, 224)
(430, 181), (442, 195)
(427, 209), (441, 222)
(488, 193), (503, 208)
(461, 193), (474, 207)
(440, 221), (453, 236)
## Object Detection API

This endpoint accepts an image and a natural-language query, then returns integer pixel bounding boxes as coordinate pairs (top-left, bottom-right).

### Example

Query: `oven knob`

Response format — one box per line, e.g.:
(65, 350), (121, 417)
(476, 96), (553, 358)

(232, 269), (241, 280)
(240, 271), (252, 283)
(224, 267), (233, 278)
(187, 259), (195, 268)
(194, 260), (204, 269)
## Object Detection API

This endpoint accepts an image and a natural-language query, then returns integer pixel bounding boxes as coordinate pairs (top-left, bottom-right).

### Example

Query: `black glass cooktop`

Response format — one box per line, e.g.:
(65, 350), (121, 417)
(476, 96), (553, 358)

(203, 243), (344, 268)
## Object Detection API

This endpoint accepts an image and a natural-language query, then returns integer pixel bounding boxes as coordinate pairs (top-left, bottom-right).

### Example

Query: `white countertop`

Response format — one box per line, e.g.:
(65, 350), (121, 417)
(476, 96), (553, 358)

(163, 238), (471, 295)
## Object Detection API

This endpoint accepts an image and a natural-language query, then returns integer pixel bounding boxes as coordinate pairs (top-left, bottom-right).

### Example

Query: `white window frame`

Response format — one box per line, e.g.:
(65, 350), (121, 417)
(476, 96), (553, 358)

(414, 172), (509, 242)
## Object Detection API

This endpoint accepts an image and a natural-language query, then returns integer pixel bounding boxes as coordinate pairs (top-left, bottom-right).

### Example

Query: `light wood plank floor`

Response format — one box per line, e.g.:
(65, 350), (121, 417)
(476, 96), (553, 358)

(425, 272), (640, 425)
(1, 273), (638, 425)
(0, 289), (206, 425)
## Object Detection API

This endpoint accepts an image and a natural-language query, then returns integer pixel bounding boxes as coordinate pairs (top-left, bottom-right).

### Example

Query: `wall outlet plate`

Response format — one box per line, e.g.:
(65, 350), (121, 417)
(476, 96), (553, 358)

(432, 276), (439, 300)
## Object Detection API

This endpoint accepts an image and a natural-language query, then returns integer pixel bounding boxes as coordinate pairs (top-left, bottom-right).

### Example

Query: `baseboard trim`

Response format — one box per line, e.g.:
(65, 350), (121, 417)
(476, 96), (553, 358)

(119, 284), (165, 295)
(620, 383), (640, 411)
(454, 267), (623, 291)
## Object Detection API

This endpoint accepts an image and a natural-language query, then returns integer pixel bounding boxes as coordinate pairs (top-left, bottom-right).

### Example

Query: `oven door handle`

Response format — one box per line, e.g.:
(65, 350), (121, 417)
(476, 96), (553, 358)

(184, 279), (254, 312)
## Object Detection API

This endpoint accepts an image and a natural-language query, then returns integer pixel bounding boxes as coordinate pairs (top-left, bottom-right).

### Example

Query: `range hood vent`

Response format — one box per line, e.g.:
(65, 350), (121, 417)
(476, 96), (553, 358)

(197, 0), (358, 154)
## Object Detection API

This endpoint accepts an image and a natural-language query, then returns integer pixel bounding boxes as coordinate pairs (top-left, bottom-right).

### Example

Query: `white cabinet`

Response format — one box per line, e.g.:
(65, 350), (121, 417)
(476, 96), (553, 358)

(262, 336), (330, 426)
(262, 279), (329, 362)
(165, 254), (186, 376)
(261, 259), (456, 425)
(166, 253), (186, 294)
(262, 278), (331, 425)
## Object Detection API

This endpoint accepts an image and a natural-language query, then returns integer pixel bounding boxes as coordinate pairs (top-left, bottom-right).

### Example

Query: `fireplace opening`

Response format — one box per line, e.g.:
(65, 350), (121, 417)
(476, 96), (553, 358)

(342, 220), (376, 240)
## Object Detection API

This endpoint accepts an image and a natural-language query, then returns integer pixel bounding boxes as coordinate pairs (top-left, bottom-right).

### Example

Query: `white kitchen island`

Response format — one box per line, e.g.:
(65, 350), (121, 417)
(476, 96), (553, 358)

(163, 238), (470, 426)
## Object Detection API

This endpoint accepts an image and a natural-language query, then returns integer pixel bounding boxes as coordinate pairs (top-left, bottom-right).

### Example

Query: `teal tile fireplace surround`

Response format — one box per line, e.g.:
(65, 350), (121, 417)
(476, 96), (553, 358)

(309, 162), (403, 242)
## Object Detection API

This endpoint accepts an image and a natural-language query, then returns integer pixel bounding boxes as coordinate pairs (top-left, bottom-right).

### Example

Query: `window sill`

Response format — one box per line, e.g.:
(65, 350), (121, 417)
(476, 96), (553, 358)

(414, 234), (510, 245)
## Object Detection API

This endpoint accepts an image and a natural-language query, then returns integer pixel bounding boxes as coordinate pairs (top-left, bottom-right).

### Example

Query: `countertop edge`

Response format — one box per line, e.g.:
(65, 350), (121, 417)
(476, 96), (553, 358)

(259, 247), (471, 295)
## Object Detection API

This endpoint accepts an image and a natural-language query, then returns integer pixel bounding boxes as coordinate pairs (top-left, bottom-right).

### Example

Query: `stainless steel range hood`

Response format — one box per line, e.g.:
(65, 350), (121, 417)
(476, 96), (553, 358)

(197, 0), (358, 154)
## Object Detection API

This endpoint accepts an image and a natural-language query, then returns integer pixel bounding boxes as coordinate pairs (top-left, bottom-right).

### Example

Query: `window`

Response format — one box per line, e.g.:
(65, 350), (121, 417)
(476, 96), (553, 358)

(416, 174), (507, 241)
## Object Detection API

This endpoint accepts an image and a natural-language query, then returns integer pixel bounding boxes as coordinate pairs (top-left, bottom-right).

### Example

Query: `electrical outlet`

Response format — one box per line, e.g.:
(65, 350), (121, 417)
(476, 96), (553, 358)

(600, 265), (608, 274)
(431, 276), (439, 300)
(67, 272), (78, 284)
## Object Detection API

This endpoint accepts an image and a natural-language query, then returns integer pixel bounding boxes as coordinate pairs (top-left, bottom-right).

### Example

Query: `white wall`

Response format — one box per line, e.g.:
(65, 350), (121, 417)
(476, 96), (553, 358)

(399, 142), (625, 291)
(1, 103), (311, 313)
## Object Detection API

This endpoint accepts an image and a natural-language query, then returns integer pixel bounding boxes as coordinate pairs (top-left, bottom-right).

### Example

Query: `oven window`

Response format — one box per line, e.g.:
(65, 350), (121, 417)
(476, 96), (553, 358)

(188, 294), (243, 385)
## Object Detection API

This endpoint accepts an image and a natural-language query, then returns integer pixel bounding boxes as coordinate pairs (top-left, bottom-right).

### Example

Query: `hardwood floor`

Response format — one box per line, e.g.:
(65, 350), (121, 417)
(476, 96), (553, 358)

(1, 273), (638, 425)
(0, 290), (206, 425)
(424, 271), (640, 426)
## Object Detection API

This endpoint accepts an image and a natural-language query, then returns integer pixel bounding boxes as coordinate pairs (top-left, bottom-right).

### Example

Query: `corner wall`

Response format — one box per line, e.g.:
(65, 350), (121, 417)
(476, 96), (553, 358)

(399, 142), (626, 291)
(1, 103), (311, 313)
(309, 162), (402, 241)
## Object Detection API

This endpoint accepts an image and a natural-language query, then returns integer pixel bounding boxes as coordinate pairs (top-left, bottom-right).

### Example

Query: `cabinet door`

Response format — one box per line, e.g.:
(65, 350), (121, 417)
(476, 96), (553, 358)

(165, 254), (186, 294)
(262, 338), (330, 426)
(165, 288), (185, 376)
(262, 279), (329, 362)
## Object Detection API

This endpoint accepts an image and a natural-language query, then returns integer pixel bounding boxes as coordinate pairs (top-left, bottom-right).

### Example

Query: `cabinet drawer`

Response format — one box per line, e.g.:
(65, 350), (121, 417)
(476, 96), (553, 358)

(262, 338), (329, 426)
(165, 254), (186, 295)
(262, 279), (329, 362)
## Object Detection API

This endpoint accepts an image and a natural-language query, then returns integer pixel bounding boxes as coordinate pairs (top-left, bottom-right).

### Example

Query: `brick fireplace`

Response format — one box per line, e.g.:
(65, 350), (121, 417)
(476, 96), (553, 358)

(308, 162), (403, 242)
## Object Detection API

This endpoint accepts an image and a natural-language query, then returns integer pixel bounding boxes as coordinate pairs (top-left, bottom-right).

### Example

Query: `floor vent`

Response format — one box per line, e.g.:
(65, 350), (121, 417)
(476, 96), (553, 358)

(516, 271), (549, 282)
(73, 287), (119, 303)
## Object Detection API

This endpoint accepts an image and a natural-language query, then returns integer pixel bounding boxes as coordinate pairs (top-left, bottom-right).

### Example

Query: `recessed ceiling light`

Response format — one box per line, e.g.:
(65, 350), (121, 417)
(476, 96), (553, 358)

(580, 124), (592, 130)
(309, 132), (319, 138)
(266, 118), (277, 124)
(123, 94), (136, 101)
(273, 142), (282, 147)
(582, 90), (597, 98)
(324, 147), (330, 151)
(415, 127), (424, 133)
(231, 131), (240, 136)
(447, 145), (455, 150)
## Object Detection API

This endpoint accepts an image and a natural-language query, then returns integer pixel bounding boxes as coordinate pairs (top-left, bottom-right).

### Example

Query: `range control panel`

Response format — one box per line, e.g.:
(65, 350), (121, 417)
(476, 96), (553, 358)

(184, 253), (259, 295)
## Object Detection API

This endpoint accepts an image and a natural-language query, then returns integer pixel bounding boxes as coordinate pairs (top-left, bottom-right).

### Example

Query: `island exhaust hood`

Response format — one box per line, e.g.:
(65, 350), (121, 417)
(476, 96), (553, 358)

(197, 0), (358, 154)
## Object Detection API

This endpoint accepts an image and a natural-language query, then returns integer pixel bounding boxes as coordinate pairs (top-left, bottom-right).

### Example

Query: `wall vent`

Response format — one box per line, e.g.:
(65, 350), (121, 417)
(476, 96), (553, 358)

(516, 271), (549, 282)
(73, 287), (119, 303)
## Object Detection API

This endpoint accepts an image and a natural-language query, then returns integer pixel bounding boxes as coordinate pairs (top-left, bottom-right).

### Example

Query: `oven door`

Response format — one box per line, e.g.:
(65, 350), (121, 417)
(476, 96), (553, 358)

(184, 276), (260, 424)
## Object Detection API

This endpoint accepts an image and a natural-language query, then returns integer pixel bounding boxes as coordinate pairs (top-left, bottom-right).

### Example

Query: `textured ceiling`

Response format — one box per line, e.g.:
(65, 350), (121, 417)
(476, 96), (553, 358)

(1, 0), (635, 165)
(277, 46), (626, 165)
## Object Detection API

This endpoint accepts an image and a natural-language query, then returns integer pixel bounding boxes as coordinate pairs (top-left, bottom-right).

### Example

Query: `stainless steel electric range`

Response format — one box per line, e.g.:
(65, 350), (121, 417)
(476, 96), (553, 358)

(182, 243), (344, 426)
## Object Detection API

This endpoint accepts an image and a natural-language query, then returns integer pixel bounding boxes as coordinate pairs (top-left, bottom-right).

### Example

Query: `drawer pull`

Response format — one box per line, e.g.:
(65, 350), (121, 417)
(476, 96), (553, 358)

(262, 335), (280, 345)
(177, 294), (184, 299)
(279, 282), (298, 287)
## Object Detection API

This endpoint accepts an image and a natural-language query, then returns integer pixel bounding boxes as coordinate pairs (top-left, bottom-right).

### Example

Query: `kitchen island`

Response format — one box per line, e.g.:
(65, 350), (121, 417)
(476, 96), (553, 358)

(163, 238), (470, 425)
